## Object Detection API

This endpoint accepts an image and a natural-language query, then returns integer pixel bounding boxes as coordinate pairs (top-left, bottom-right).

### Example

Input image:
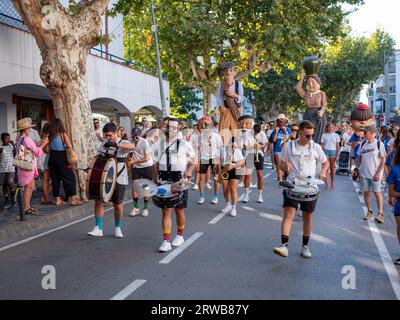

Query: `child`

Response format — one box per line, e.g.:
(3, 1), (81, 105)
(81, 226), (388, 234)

(387, 145), (400, 265)
(0, 133), (16, 208)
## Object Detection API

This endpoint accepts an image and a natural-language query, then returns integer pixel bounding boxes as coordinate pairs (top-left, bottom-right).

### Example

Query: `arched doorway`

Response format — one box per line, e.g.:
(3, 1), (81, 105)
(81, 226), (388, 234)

(134, 106), (162, 127)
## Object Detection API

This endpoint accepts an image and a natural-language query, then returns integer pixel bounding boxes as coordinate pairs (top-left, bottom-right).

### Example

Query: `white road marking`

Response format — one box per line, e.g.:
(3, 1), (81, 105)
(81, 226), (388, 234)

(159, 232), (204, 264)
(359, 196), (365, 204)
(0, 200), (133, 253)
(241, 206), (255, 212)
(263, 173), (271, 179)
(209, 213), (226, 224)
(110, 279), (147, 300)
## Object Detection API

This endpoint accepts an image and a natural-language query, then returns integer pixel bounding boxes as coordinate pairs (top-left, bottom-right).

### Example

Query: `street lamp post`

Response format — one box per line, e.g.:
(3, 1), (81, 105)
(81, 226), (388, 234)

(150, 0), (167, 117)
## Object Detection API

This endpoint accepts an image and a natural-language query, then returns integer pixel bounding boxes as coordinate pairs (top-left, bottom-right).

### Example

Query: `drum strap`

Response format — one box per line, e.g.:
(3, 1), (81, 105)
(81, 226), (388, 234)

(166, 139), (181, 172)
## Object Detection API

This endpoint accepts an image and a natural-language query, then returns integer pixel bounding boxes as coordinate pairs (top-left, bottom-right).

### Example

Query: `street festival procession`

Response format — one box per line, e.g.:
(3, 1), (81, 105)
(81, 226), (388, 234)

(1, 0), (400, 305)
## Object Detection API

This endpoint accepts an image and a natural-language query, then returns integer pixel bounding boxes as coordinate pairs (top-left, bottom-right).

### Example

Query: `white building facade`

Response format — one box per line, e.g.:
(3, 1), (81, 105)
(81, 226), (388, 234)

(0, 0), (169, 139)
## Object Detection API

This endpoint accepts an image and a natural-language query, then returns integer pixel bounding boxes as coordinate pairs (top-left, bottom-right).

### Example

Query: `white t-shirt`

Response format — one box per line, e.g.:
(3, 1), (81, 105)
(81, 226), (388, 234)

(281, 140), (327, 188)
(321, 133), (340, 151)
(243, 131), (268, 156)
(99, 139), (131, 185)
(266, 129), (274, 139)
(195, 132), (223, 161)
(131, 137), (153, 168)
(358, 140), (386, 179)
(153, 138), (195, 174)
(222, 147), (244, 166)
(95, 128), (104, 151)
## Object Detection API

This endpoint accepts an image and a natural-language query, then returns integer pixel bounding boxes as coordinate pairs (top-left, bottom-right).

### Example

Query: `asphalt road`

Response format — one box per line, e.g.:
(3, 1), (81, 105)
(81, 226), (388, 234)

(0, 161), (399, 300)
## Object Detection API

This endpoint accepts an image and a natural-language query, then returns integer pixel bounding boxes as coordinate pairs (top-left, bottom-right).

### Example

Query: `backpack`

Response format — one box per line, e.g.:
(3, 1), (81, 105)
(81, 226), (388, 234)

(12, 137), (34, 171)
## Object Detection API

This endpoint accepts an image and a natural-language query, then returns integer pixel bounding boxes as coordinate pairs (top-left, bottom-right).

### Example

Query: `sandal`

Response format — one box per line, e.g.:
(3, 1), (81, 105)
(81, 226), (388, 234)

(24, 208), (36, 215)
(70, 201), (83, 206)
(375, 213), (384, 224)
(30, 207), (39, 213)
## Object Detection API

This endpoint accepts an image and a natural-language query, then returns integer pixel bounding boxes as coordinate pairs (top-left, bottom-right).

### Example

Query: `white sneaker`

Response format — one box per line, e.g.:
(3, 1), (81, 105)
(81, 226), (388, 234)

(229, 207), (237, 217)
(193, 184), (199, 190)
(115, 227), (123, 238)
(159, 240), (172, 252)
(221, 204), (232, 214)
(129, 207), (140, 217)
(257, 193), (263, 203)
(238, 181), (244, 188)
(141, 208), (149, 217)
(242, 193), (249, 203)
(197, 197), (205, 204)
(211, 196), (219, 204)
(88, 226), (103, 237)
(206, 183), (212, 190)
(301, 245), (312, 258)
(273, 244), (288, 257)
(172, 235), (185, 247)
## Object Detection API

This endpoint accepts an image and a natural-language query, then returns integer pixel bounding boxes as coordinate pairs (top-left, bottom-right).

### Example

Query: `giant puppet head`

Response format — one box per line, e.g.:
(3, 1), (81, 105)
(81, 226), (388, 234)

(198, 115), (213, 132)
(350, 103), (375, 138)
(238, 115), (254, 131)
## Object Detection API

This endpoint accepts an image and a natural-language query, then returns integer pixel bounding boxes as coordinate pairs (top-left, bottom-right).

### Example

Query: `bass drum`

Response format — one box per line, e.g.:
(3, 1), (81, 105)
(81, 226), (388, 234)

(153, 184), (185, 208)
(86, 156), (117, 203)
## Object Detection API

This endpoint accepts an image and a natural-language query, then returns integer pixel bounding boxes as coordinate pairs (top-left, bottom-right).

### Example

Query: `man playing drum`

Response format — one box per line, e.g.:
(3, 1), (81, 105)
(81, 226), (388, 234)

(153, 118), (196, 252)
(273, 120), (328, 259)
(88, 122), (136, 238)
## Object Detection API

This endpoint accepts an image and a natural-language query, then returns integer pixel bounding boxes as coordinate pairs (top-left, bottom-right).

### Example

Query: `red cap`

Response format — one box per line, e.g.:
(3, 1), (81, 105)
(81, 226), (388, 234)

(357, 103), (369, 111)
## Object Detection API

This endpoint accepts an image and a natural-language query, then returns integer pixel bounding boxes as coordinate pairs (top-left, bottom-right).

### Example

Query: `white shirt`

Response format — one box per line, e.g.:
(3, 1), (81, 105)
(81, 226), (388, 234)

(281, 140), (327, 188)
(30, 129), (41, 145)
(95, 128), (103, 151)
(153, 138), (195, 174)
(266, 129), (274, 139)
(195, 131), (223, 161)
(358, 140), (386, 179)
(321, 133), (340, 151)
(131, 137), (153, 168)
(243, 131), (268, 156)
(222, 147), (244, 166)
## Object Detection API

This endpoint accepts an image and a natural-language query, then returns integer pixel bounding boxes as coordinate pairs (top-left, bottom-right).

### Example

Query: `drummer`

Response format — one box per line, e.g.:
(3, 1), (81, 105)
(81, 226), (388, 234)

(88, 122), (136, 238)
(153, 118), (196, 252)
(129, 127), (154, 217)
(272, 120), (328, 259)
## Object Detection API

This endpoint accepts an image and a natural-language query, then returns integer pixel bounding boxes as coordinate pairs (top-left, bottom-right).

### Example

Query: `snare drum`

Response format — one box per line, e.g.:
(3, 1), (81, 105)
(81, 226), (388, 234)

(285, 185), (319, 202)
(86, 156), (117, 203)
(152, 184), (185, 208)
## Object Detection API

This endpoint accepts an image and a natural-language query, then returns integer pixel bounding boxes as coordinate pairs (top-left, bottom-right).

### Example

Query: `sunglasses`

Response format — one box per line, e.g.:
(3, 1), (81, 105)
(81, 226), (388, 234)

(292, 129), (299, 132)
(305, 134), (314, 139)
(94, 122), (99, 125)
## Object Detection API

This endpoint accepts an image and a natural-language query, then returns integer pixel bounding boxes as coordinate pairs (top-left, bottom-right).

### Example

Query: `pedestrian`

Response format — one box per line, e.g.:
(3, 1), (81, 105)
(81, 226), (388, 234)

(190, 123), (201, 191)
(48, 118), (82, 206)
(380, 126), (391, 153)
(387, 145), (400, 265)
(88, 122), (136, 238)
(14, 118), (48, 214)
(153, 118), (196, 252)
(141, 121), (153, 138)
(40, 123), (54, 205)
(129, 127), (154, 217)
(0, 133), (16, 208)
(93, 118), (104, 151)
(266, 121), (275, 170)
(273, 120), (329, 258)
(355, 126), (386, 223)
(219, 138), (245, 217)
(269, 114), (291, 182)
(321, 123), (340, 190)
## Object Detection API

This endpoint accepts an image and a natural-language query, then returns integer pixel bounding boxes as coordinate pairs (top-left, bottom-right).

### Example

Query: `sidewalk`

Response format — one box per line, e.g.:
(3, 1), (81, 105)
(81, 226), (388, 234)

(0, 180), (133, 248)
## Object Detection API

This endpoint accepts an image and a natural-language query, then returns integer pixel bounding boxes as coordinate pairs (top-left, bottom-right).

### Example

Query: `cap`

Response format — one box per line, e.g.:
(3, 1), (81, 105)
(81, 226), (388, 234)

(131, 127), (142, 137)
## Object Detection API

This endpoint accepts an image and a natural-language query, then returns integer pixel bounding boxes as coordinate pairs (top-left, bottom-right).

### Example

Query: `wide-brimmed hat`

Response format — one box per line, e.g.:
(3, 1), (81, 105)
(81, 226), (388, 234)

(221, 61), (236, 70)
(276, 114), (289, 121)
(14, 118), (36, 132)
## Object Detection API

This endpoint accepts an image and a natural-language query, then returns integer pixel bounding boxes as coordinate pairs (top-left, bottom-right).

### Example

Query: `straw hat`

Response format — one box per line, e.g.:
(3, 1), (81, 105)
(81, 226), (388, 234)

(276, 114), (289, 121)
(14, 118), (36, 132)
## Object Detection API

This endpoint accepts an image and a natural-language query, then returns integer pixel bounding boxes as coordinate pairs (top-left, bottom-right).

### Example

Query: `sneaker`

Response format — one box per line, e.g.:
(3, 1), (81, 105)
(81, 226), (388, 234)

(363, 211), (373, 221)
(159, 240), (172, 252)
(273, 245), (288, 257)
(229, 207), (237, 217)
(221, 204), (232, 214)
(375, 213), (384, 224)
(192, 184), (199, 190)
(242, 193), (249, 203)
(172, 235), (185, 247)
(141, 208), (149, 217)
(257, 193), (263, 203)
(129, 207), (140, 217)
(88, 226), (103, 237)
(3, 199), (10, 209)
(206, 183), (212, 190)
(301, 245), (312, 258)
(197, 197), (205, 204)
(211, 196), (219, 204)
(115, 227), (123, 238)
(394, 258), (400, 265)
(238, 181), (244, 188)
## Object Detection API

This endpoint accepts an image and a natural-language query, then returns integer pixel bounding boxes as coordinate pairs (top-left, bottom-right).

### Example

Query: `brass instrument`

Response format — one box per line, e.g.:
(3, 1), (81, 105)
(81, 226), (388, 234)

(217, 164), (230, 184)
(254, 135), (260, 163)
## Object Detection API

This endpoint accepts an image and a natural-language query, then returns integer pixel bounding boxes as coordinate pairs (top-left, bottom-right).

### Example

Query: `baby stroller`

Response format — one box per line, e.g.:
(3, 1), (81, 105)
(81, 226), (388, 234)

(336, 148), (351, 175)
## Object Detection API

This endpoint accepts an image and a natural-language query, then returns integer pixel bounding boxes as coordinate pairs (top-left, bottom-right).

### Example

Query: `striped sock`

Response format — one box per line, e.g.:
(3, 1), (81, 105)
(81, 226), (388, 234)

(163, 230), (171, 241)
(177, 225), (185, 236)
(95, 217), (103, 230)
(143, 200), (149, 210)
(134, 198), (139, 209)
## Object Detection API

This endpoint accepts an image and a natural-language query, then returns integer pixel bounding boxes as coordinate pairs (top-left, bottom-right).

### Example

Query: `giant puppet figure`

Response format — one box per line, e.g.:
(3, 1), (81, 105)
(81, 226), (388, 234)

(350, 103), (375, 139)
(216, 62), (244, 144)
(296, 56), (327, 143)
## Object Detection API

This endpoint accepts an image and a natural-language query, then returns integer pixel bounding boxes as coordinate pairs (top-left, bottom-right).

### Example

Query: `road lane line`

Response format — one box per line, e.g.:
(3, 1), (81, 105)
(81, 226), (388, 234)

(263, 173), (271, 179)
(110, 279), (147, 300)
(0, 199), (133, 253)
(209, 213), (226, 224)
(159, 232), (203, 264)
